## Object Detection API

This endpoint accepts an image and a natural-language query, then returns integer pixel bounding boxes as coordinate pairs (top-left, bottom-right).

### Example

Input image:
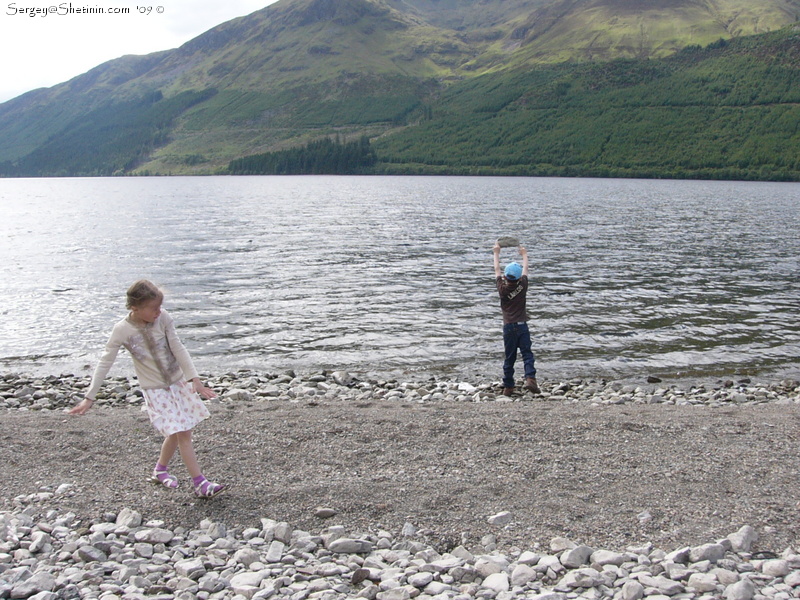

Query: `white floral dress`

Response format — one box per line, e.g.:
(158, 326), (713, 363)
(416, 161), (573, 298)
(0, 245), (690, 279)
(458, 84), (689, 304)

(85, 309), (211, 436)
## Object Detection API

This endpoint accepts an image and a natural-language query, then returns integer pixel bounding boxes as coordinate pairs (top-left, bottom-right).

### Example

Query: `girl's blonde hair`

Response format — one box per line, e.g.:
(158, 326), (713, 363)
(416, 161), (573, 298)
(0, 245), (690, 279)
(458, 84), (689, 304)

(126, 279), (164, 309)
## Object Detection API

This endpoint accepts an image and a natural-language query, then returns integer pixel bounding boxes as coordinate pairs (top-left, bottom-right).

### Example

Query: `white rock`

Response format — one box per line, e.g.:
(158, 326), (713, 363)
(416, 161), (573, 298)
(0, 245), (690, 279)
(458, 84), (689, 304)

(487, 511), (513, 526)
(637, 574), (685, 595)
(762, 559), (790, 577)
(475, 557), (504, 577)
(115, 508), (142, 528)
(622, 580), (644, 600)
(550, 537), (577, 552)
(559, 567), (604, 589)
(591, 549), (626, 566)
(482, 572), (510, 593)
(423, 581), (451, 595)
(10, 572), (56, 597)
(725, 577), (756, 600)
(518, 551), (541, 565)
(665, 547), (691, 564)
(223, 388), (252, 401)
(328, 538), (373, 554)
(133, 528), (173, 544)
(561, 545), (593, 568)
(175, 558), (206, 580)
(376, 586), (414, 600)
(265, 540), (285, 562)
(234, 547), (261, 567)
(690, 543), (726, 563)
(728, 526), (758, 553)
(688, 572), (719, 592)
(510, 564), (537, 586)
(407, 572), (433, 588)
(230, 570), (267, 590)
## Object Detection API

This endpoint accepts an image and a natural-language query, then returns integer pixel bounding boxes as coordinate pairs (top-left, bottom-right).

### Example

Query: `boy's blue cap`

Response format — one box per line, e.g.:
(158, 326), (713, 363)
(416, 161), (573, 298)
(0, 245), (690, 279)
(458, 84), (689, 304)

(504, 262), (523, 280)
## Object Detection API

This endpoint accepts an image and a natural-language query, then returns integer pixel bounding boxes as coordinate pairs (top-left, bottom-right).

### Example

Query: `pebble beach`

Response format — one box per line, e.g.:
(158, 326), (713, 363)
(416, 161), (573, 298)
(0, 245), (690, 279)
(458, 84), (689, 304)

(2, 370), (800, 600)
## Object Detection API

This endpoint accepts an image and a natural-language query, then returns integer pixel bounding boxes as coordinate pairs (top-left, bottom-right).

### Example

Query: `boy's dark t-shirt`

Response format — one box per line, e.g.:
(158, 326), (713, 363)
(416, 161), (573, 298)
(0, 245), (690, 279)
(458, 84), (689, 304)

(496, 275), (528, 324)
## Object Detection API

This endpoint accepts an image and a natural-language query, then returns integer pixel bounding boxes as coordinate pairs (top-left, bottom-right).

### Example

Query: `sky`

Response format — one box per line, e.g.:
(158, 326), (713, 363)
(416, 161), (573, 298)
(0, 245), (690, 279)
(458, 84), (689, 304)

(0, 0), (280, 103)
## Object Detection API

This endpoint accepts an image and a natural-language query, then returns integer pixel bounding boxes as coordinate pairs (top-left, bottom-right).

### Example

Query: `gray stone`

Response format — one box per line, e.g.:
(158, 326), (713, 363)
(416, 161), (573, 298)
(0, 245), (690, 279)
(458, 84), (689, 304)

(622, 580), (644, 600)
(666, 547), (691, 564)
(590, 549), (626, 566)
(76, 545), (107, 563)
(550, 537), (577, 552)
(134, 528), (174, 544)
(761, 559), (790, 577)
(273, 521), (292, 543)
(510, 564), (537, 586)
(481, 572), (509, 593)
(234, 547), (261, 567)
(637, 574), (685, 595)
(376, 587), (413, 600)
(10, 572), (56, 598)
(559, 568), (604, 589)
(28, 532), (49, 554)
(690, 543), (726, 563)
(688, 572), (718, 593)
(175, 558), (206, 580)
(116, 508), (142, 528)
(265, 540), (285, 562)
(407, 572), (433, 588)
(496, 236), (520, 248)
(207, 522), (227, 540)
(487, 511), (513, 526)
(728, 526), (758, 553)
(230, 571), (268, 595)
(560, 545), (593, 568)
(328, 538), (373, 554)
(223, 388), (252, 401)
(725, 577), (756, 600)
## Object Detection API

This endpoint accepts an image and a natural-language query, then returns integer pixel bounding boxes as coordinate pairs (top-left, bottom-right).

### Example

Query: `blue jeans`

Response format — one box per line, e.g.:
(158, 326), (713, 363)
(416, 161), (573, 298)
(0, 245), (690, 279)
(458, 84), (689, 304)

(502, 322), (536, 388)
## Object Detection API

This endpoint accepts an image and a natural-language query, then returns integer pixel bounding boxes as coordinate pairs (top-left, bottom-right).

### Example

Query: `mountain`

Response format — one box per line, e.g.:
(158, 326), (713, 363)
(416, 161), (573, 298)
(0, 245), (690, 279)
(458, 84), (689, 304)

(0, 0), (799, 177)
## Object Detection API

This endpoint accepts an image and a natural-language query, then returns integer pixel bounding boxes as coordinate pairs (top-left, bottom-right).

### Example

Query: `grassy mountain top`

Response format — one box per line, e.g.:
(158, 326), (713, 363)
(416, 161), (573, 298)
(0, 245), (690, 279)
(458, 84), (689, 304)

(0, 0), (798, 177)
(369, 25), (800, 181)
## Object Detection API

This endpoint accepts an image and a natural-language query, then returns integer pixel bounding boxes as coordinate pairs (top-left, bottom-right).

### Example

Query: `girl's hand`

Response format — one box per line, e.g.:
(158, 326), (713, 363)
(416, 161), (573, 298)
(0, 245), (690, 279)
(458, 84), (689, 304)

(192, 378), (217, 399)
(69, 398), (94, 415)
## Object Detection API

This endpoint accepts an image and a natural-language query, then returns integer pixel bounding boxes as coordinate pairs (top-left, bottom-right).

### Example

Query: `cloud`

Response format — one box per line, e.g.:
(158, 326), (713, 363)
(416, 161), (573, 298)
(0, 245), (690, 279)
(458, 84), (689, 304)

(0, 0), (279, 103)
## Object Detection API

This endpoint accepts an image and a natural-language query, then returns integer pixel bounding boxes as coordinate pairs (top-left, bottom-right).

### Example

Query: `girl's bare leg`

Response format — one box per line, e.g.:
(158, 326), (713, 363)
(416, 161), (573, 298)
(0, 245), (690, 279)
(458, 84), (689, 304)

(158, 434), (179, 467)
(175, 430), (202, 478)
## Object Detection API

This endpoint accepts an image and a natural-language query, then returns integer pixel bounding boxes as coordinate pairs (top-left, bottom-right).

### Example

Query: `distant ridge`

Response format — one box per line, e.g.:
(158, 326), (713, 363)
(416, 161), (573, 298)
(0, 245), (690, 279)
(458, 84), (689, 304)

(0, 0), (798, 179)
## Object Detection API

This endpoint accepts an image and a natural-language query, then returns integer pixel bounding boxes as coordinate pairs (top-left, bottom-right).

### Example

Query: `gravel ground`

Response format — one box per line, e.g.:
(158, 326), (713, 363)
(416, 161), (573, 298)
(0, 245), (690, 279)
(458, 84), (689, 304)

(3, 393), (800, 555)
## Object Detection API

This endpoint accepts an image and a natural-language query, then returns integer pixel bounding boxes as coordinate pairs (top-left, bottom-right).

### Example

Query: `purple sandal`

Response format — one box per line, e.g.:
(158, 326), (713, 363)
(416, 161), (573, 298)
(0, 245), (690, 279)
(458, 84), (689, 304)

(194, 478), (227, 498)
(150, 469), (179, 489)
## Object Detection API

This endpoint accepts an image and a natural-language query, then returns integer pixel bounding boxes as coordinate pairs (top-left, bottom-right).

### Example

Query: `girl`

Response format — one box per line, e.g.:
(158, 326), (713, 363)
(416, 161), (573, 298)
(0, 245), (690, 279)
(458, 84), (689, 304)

(70, 280), (226, 498)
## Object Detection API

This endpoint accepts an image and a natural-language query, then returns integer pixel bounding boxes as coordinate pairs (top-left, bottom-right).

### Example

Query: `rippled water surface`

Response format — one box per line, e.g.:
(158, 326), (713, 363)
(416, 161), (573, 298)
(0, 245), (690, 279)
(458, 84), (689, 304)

(1, 175), (798, 383)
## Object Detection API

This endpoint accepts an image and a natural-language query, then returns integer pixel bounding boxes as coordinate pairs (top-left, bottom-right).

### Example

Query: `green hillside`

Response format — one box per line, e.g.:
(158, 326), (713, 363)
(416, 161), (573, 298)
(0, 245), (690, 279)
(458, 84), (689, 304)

(0, 0), (798, 178)
(370, 29), (800, 180)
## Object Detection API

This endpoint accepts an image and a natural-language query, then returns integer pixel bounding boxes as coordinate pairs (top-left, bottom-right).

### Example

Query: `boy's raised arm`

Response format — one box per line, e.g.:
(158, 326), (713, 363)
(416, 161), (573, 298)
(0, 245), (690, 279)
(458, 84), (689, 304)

(520, 245), (529, 277)
(493, 243), (502, 277)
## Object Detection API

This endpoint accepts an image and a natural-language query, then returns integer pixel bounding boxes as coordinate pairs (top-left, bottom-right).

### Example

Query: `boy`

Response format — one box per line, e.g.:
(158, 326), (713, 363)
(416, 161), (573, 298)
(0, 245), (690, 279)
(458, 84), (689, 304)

(493, 242), (540, 396)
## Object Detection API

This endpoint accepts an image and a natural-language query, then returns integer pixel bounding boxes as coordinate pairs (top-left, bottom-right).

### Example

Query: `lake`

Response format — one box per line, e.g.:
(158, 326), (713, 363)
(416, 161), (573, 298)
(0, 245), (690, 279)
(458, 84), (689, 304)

(1, 175), (798, 385)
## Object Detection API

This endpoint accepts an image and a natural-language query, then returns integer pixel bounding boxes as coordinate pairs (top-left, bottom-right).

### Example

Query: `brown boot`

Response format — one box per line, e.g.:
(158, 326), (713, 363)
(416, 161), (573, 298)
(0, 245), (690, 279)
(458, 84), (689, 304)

(524, 378), (541, 394)
(502, 387), (515, 397)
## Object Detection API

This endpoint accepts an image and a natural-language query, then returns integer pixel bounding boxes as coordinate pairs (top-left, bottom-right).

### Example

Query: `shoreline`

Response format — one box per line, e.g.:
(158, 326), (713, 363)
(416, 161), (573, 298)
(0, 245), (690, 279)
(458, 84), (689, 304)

(2, 371), (800, 599)
(2, 369), (799, 411)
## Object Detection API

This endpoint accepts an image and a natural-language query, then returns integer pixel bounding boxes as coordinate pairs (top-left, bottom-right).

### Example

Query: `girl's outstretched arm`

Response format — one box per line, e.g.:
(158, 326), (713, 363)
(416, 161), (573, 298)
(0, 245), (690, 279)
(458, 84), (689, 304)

(192, 377), (217, 399)
(69, 398), (94, 415)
